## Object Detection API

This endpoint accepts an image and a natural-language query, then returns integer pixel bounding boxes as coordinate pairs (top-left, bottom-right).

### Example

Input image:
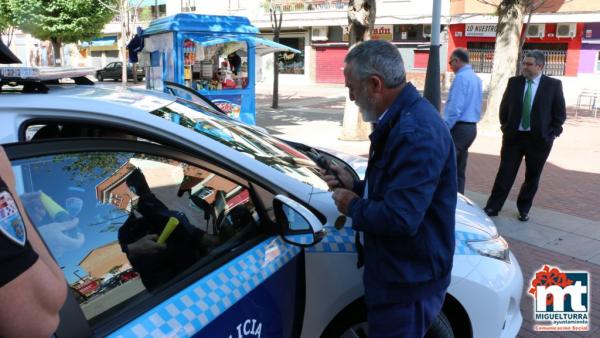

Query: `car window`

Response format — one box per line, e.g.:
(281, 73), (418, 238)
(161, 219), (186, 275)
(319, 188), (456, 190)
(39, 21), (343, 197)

(164, 83), (225, 115)
(12, 150), (261, 322)
(151, 99), (329, 191)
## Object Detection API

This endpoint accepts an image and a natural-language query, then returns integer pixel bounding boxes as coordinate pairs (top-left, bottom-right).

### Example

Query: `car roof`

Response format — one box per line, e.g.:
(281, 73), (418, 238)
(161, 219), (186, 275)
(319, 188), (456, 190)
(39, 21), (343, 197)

(0, 85), (175, 114)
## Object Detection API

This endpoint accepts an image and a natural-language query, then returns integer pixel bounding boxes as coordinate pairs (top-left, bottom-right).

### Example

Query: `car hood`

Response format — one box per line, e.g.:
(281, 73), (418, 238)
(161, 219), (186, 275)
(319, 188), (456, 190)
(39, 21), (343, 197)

(317, 148), (498, 238)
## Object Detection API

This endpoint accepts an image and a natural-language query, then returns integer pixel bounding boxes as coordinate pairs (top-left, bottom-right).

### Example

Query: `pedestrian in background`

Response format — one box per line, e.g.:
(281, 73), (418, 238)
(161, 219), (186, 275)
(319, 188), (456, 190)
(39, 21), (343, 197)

(325, 40), (456, 338)
(0, 146), (67, 337)
(484, 50), (566, 222)
(444, 48), (482, 194)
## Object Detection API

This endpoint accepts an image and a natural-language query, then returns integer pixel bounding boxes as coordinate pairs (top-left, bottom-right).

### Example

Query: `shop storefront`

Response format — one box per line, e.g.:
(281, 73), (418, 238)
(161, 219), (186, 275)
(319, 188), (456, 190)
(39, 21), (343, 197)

(448, 23), (583, 76)
(311, 24), (443, 84)
(579, 23), (600, 74)
(141, 14), (298, 125)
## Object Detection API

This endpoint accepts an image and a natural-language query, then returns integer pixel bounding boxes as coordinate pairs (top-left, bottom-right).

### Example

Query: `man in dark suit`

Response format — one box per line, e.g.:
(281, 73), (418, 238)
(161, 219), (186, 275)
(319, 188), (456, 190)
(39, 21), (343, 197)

(484, 50), (566, 221)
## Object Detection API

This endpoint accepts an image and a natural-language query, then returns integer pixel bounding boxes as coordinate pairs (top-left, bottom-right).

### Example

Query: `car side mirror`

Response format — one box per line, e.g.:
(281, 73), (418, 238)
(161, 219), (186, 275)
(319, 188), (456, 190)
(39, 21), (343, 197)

(273, 195), (326, 247)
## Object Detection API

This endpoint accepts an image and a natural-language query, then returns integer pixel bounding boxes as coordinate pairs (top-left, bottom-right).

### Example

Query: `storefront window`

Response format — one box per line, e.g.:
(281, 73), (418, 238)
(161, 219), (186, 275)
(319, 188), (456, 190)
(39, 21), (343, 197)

(596, 51), (600, 73)
(137, 4), (166, 21)
(394, 25), (427, 42)
(182, 39), (249, 91)
(277, 37), (304, 74)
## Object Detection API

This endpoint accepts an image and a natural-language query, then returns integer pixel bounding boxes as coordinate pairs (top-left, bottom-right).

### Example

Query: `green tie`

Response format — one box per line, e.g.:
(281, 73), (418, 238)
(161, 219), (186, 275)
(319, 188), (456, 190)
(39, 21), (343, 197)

(521, 80), (533, 129)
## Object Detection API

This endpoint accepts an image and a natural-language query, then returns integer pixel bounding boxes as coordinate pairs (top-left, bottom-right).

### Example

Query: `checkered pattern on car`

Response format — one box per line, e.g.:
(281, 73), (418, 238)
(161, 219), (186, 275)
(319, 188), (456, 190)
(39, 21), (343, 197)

(306, 226), (355, 252)
(108, 237), (300, 338)
(307, 227), (487, 256)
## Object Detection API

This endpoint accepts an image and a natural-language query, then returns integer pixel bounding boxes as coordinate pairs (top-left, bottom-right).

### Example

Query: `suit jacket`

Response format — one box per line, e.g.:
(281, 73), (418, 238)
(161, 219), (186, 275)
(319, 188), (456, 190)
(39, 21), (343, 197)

(499, 74), (566, 142)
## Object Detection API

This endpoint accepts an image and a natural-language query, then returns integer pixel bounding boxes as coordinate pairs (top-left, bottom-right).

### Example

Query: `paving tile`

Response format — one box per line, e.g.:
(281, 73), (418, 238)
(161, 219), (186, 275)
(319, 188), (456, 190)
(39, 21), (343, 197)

(540, 233), (600, 261)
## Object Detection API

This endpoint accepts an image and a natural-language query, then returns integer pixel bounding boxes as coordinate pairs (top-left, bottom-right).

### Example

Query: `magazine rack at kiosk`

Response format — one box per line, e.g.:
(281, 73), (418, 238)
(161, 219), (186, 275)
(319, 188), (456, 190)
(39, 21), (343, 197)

(142, 14), (300, 125)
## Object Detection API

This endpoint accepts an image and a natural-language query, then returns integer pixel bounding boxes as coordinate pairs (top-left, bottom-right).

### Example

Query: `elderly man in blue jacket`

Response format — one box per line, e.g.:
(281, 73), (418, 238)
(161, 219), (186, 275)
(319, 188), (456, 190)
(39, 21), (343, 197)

(326, 40), (457, 338)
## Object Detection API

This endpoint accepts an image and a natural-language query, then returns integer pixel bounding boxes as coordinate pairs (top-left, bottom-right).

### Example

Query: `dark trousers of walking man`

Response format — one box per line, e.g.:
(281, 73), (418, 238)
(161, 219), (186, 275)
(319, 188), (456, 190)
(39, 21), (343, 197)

(451, 122), (477, 194)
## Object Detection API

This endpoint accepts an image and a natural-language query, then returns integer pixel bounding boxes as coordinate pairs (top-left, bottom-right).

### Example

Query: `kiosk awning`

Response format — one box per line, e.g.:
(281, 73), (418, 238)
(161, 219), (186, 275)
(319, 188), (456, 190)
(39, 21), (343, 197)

(187, 35), (301, 56)
(80, 35), (118, 47)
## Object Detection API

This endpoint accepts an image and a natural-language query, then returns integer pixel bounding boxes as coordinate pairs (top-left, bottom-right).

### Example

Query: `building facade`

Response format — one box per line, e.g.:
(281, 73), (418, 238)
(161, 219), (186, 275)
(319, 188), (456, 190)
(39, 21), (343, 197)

(449, 0), (600, 77)
(161, 0), (451, 86)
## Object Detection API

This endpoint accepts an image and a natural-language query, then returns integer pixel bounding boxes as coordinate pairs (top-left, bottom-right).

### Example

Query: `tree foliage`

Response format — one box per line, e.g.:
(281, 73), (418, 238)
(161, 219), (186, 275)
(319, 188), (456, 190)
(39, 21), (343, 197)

(8, 0), (117, 44)
(2, 0), (117, 63)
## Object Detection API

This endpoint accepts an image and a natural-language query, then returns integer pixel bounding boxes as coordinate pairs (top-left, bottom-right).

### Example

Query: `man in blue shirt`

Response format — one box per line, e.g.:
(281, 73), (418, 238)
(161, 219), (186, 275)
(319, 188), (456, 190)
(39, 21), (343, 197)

(326, 40), (456, 338)
(444, 48), (482, 194)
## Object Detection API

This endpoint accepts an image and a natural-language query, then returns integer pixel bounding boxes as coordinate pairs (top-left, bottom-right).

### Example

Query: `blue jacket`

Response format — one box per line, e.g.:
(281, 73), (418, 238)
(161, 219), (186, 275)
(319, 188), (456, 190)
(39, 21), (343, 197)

(348, 83), (457, 305)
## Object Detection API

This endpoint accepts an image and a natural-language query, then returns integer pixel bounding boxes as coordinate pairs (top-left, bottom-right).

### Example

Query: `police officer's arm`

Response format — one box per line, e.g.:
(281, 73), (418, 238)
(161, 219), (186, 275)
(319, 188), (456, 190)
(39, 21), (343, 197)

(0, 147), (67, 338)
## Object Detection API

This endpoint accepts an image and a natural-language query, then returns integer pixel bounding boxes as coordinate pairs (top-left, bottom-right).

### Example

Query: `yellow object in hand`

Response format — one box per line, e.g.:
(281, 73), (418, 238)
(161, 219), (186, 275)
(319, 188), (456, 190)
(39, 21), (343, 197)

(39, 191), (67, 219)
(157, 217), (179, 244)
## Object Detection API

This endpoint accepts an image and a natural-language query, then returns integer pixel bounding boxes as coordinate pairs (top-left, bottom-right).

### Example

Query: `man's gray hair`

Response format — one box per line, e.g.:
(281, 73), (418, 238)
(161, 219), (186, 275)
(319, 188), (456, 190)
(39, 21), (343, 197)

(524, 50), (545, 66)
(344, 40), (406, 88)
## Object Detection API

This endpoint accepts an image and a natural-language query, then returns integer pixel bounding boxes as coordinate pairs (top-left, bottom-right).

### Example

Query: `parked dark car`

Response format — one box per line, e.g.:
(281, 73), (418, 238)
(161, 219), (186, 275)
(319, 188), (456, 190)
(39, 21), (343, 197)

(95, 62), (144, 81)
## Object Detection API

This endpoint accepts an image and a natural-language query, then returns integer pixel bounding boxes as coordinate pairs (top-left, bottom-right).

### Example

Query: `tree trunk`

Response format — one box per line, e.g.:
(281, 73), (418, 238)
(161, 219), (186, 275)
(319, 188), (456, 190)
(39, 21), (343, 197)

(120, 0), (129, 86)
(340, 0), (376, 141)
(516, 4), (534, 75)
(51, 38), (62, 66)
(270, 8), (283, 109)
(482, 0), (524, 128)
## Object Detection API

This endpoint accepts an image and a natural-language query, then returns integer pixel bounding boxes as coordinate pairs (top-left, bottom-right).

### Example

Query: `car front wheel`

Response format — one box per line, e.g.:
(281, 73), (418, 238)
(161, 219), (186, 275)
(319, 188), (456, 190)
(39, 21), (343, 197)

(97, 73), (103, 82)
(324, 300), (454, 338)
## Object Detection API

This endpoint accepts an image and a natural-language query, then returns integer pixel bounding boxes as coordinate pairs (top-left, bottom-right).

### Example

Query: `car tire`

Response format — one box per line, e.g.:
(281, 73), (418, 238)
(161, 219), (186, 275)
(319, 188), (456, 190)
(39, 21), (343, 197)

(322, 299), (454, 338)
(97, 73), (103, 82)
(425, 312), (454, 338)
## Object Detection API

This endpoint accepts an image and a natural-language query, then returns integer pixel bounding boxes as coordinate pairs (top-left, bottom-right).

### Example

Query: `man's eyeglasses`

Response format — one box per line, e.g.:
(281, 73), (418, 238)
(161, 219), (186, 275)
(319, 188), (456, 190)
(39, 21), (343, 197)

(522, 61), (537, 66)
(448, 58), (457, 65)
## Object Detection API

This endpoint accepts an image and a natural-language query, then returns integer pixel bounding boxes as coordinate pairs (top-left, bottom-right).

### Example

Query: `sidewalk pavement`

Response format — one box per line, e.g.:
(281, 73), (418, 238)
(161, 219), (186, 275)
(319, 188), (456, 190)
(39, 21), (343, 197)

(255, 79), (600, 266)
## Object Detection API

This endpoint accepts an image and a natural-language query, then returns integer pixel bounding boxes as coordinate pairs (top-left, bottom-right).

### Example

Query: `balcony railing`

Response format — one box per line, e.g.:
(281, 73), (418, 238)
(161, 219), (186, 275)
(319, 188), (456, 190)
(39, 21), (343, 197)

(263, 0), (347, 12)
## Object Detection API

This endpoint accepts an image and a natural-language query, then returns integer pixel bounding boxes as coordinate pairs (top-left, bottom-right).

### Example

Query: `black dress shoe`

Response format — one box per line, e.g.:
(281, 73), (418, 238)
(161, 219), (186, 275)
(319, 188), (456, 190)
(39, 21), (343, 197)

(484, 208), (498, 217)
(518, 212), (529, 222)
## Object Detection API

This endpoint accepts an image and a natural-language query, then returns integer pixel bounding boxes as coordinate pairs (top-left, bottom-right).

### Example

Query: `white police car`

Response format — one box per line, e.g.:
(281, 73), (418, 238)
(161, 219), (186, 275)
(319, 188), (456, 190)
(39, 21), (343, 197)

(0, 68), (523, 338)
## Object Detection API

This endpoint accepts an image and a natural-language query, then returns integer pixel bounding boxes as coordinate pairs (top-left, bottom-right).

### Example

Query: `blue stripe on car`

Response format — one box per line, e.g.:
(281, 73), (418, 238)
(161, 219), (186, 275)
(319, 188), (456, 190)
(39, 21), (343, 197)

(108, 237), (300, 338)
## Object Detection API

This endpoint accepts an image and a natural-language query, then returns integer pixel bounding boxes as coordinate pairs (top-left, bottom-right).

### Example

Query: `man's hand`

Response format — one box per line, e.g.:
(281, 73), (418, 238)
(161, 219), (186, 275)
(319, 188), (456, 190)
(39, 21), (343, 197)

(332, 188), (359, 215)
(323, 165), (354, 190)
(38, 218), (84, 257)
(127, 234), (166, 257)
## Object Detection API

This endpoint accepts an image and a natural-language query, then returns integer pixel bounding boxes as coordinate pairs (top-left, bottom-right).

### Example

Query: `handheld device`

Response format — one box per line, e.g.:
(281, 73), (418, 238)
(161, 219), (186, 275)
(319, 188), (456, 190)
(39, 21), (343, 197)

(157, 217), (180, 244)
(315, 156), (347, 230)
(315, 155), (341, 187)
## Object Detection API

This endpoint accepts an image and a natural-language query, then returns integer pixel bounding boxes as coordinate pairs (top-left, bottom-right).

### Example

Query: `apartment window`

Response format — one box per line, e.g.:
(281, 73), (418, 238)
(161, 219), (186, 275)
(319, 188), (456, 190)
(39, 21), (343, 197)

(181, 0), (196, 12)
(229, 0), (241, 9)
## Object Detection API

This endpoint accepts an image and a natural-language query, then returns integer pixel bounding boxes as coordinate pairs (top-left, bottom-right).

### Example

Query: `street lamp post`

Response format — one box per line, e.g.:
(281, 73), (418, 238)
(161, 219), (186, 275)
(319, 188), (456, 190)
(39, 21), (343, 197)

(423, 0), (442, 111)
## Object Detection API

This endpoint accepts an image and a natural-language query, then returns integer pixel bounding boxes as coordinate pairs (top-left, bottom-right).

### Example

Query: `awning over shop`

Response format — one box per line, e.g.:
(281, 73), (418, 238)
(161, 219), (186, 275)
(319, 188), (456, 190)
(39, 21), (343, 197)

(186, 35), (301, 56)
(129, 0), (166, 7)
(80, 35), (118, 47)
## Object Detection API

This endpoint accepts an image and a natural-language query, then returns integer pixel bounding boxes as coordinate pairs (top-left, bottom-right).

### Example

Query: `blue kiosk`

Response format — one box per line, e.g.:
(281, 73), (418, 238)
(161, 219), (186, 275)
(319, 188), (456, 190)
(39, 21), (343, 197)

(142, 14), (299, 125)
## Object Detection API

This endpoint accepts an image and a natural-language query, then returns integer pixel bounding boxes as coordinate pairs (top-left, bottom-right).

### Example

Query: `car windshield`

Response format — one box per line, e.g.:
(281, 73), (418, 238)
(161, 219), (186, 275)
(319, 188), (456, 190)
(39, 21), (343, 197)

(151, 99), (329, 190)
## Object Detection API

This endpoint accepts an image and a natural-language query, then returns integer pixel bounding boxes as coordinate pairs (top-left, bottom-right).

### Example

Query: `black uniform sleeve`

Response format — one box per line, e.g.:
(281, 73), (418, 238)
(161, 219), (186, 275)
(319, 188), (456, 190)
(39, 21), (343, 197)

(0, 237), (39, 287)
(0, 177), (39, 287)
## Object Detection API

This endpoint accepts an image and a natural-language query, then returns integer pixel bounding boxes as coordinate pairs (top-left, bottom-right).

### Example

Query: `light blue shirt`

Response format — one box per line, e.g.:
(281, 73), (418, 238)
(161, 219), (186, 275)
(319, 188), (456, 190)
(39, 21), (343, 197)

(519, 73), (542, 131)
(444, 64), (482, 129)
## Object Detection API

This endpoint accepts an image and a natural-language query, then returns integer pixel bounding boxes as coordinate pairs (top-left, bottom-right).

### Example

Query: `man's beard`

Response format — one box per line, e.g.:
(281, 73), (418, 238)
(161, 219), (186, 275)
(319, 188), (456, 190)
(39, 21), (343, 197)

(356, 88), (377, 122)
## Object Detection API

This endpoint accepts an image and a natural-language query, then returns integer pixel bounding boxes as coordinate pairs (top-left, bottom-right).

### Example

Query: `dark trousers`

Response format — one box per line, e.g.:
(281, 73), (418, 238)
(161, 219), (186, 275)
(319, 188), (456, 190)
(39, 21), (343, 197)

(367, 290), (446, 338)
(451, 122), (477, 194)
(485, 132), (553, 214)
